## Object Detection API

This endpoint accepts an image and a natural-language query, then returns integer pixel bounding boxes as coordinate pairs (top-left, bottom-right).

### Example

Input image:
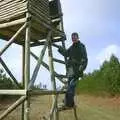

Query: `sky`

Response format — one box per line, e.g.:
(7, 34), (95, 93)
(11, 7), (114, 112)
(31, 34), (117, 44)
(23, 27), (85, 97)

(61, 0), (120, 72)
(0, 0), (120, 89)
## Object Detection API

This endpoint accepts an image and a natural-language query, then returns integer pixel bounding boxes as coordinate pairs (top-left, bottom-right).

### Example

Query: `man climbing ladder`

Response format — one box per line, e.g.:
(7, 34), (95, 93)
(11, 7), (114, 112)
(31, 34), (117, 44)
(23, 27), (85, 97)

(58, 32), (88, 108)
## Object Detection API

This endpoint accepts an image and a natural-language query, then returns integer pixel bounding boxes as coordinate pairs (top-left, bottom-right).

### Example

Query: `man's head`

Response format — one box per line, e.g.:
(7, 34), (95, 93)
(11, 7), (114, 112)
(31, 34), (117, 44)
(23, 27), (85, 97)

(71, 32), (79, 43)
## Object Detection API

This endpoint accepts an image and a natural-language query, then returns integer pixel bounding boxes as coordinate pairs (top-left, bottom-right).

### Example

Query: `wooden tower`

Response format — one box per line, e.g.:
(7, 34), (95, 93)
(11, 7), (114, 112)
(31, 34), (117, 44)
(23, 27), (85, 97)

(0, 0), (78, 120)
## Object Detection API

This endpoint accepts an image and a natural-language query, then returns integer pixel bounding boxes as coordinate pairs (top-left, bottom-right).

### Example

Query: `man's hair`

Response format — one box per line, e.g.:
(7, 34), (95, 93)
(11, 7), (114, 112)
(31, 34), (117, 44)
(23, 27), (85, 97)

(71, 32), (79, 38)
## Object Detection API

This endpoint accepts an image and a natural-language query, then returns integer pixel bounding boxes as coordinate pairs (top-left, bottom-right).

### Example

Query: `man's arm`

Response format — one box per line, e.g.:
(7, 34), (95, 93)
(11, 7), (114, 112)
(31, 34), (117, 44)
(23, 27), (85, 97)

(79, 44), (88, 71)
(58, 46), (70, 57)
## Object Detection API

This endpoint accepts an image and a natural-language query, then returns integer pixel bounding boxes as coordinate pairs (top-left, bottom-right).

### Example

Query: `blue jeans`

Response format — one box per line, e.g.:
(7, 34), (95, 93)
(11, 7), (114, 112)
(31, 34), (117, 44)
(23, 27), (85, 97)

(64, 76), (78, 107)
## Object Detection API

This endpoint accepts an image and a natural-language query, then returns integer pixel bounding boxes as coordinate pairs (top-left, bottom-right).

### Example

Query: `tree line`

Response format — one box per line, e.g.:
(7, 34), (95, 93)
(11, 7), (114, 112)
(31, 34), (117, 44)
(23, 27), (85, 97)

(77, 54), (120, 96)
(0, 54), (120, 98)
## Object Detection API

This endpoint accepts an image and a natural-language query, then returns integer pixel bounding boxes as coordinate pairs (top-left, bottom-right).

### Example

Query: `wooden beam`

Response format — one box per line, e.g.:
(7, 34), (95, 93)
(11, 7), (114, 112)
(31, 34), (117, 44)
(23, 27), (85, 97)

(0, 90), (26, 95)
(0, 96), (26, 120)
(30, 52), (67, 84)
(55, 73), (67, 79)
(52, 43), (60, 49)
(0, 18), (26, 29)
(47, 30), (59, 120)
(30, 37), (65, 47)
(22, 45), (25, 120)
(0, 23), (27, 56)
(28, 41), (48, 88)
(53, 58), (65, 64)
(29, 90), (66, 96)
(24, 12), (31, 120)
(0, 57), (21, 88)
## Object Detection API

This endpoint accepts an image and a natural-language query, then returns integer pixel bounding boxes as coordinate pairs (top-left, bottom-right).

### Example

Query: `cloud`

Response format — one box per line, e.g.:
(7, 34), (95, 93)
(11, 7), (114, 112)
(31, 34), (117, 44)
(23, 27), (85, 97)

(96, 44), (120, 64)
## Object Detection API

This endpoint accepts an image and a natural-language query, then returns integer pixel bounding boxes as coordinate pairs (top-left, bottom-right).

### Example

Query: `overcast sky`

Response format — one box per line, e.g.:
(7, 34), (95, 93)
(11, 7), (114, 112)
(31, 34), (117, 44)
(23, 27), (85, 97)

(0, 0), (120, 88)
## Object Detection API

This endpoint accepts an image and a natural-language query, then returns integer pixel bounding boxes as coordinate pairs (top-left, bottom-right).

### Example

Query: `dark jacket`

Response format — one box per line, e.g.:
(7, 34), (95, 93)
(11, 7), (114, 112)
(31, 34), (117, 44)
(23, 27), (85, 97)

(58, 41), (88, 77)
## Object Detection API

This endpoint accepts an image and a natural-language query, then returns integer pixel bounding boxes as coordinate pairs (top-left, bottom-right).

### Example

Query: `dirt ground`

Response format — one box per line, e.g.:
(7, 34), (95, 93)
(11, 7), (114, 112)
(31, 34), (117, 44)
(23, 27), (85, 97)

(0, 94), (120, 120)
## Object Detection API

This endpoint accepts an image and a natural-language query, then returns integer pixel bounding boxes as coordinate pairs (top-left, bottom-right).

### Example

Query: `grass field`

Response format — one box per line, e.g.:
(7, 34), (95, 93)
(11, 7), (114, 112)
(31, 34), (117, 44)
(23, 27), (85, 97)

(0, 94), (120, 120)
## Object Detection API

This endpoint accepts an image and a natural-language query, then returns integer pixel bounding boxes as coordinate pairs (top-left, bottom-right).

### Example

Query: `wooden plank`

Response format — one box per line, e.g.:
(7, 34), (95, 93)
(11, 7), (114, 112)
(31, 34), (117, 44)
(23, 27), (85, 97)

(29, 0), (48, 9)
(28, 3), (49, 21)
(0, 0), (27, 10)
(0, 0), (27, 22)
(0, 0), (50, 25)
(29, 9), (49, 25)
(31, 15), (51, 30)
(0, 10), (26, 22)
(29, 0), (49, 14)
(0, 5), (26, 17)
(0, 3), (27, 16)
(0, 0), (25, 7)
(29, 7), (50, 25)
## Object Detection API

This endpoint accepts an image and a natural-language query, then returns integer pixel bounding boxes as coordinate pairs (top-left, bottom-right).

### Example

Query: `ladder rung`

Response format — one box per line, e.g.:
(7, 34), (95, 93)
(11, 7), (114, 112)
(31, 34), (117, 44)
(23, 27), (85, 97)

(58, 105), (77, 111)
(52, 43), (60, 48)
(55, 73), (67, 78)
(29, 90), (66, 96)
(53, 58), (65, 64)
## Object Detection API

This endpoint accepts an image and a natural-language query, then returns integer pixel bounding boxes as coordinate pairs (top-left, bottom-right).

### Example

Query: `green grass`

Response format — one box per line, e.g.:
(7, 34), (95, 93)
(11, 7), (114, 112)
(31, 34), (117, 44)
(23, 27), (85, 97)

(0, 95), (120, 120)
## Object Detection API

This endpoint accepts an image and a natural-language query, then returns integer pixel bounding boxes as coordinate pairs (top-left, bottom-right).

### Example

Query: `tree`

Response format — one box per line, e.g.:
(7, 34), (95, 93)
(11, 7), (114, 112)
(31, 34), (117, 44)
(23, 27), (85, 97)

(0, 68), (15, 89)
(77, 54), (120, 96)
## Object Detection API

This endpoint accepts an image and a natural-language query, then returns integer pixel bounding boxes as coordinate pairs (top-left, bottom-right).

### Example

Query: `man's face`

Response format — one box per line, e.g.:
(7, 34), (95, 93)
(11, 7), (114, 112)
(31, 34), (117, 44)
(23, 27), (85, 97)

(72, 34), (79, 43)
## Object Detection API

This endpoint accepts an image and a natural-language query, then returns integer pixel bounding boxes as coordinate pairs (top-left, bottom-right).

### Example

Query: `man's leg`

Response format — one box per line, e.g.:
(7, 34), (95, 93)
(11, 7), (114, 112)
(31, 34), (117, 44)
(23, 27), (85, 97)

(64, 77), (77, 107)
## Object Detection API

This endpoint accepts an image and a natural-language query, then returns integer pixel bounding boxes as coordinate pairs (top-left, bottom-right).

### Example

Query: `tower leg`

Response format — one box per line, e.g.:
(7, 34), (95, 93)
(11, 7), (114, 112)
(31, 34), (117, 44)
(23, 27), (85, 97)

(47, 31), (59, 120)
(22, 45), (25, 120)
(24, 12), (31, 120)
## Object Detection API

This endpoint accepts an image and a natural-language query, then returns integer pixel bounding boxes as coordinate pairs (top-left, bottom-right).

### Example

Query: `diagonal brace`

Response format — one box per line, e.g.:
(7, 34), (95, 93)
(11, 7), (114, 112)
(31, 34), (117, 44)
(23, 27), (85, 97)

(0, 57), (21, 88)
(30, 52), (66, 84)
(0, 23), (27, 56)
(0, 96), (26, 120)
(28, 31), (52, 88)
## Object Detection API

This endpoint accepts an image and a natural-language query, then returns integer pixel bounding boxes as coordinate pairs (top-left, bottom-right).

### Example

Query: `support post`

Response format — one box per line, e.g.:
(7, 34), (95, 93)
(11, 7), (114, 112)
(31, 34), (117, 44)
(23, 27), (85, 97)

(24, 12), (31, 120)
(22, 45), (25, 120)
(47, 31), (59, 120)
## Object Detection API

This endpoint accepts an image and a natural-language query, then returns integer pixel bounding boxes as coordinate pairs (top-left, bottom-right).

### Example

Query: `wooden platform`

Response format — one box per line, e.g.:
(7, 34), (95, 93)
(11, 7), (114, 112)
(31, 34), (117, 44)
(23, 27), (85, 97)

(0, 0), (65, 46)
